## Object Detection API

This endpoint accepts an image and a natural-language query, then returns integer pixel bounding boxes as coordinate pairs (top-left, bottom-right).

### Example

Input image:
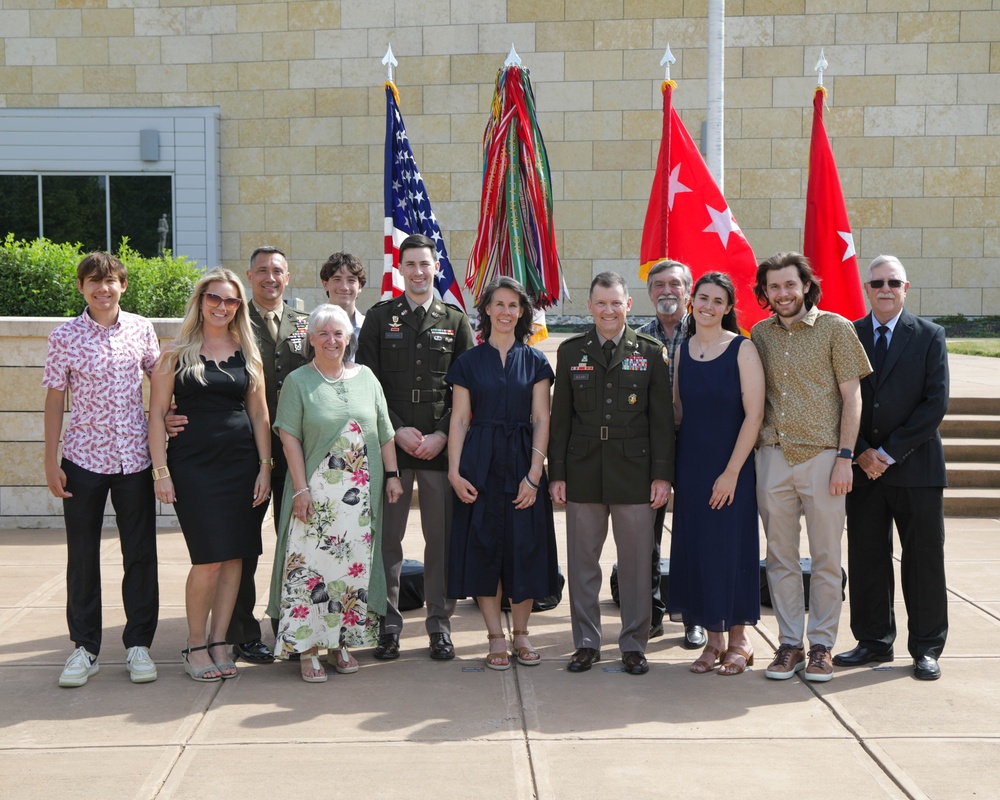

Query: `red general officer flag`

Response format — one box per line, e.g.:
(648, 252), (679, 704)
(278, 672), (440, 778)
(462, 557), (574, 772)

(804, 86), (866, 320)
(640, 81), (765, 331)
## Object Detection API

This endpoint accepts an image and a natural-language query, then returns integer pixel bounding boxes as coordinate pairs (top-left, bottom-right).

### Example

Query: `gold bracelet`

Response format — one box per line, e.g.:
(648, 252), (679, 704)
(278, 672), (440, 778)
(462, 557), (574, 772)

(152, 466), (170, 481)
(259, 458), (274, 467)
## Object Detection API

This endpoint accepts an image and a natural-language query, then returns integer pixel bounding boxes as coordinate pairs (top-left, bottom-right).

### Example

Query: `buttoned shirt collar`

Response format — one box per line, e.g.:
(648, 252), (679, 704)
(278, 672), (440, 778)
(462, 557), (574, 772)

(596, 328), (625, 348)
(42, 310), (160, 475)
(870, 310), (902, 344)
(406, 295), (434, 314)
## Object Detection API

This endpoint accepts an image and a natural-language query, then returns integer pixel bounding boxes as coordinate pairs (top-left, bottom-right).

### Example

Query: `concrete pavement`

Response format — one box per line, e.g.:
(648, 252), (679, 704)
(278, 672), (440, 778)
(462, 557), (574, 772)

(1, 351), (998, 799)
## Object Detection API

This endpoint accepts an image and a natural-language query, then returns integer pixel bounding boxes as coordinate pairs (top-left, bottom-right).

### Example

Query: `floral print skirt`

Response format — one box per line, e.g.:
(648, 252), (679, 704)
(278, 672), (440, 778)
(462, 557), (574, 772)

(274, 419), (380, 657)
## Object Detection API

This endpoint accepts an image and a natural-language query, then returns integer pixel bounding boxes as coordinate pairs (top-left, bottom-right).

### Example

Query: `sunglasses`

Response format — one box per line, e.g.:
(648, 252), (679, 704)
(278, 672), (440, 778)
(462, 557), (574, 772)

(203, 291), (242, 311)
(868, 279), (905, 289)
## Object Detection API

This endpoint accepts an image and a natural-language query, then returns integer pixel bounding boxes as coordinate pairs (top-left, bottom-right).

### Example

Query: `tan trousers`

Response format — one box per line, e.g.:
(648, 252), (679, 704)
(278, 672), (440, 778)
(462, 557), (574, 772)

(755, 446), (845, 649)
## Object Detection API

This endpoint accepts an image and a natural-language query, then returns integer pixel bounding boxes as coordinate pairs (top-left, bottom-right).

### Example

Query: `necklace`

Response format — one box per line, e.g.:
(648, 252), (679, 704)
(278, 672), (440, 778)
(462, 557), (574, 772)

(692, 334), (726, 359)
(312, 360), (347, 398)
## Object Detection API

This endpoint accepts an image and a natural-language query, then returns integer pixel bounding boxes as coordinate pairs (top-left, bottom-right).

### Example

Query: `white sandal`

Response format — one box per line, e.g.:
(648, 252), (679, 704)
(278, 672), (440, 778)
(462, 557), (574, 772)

(300, 654), (327, 683)
(330, 645), (359, 675)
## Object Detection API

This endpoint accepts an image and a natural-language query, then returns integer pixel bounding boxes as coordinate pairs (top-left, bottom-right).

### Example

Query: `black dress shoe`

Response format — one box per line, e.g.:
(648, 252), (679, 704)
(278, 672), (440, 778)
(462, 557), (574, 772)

(567, 648), (601, 673)
(832, 644), (894, 667)
(622, 651), (649, 675)
(649, 622), (665, 639)
(234, 639), (274, 664)
(683, 624), (707, 650)
(913, 655), (942, 681)
(428, 632), (455, 660)
(374, 633), (400, 660)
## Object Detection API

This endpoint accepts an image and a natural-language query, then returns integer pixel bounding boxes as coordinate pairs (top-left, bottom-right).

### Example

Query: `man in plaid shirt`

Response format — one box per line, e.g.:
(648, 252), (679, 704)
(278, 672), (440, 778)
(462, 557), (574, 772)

(635, 259), (706, 650)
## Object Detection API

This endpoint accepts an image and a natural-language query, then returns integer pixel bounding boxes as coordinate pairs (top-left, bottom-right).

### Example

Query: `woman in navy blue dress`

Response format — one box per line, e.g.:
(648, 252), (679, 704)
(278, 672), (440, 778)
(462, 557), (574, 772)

(447, 277), (558, 671)
(668, 272), (765, 676)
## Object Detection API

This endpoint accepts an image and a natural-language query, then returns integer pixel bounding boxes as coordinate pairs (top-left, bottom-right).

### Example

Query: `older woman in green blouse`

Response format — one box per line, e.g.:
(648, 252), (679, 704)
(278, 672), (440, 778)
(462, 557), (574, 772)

(268, 304), (402, 683)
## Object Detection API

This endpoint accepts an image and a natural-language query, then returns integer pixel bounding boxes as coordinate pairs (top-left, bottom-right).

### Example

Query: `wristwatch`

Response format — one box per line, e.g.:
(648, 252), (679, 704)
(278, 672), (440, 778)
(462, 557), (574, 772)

(385, 469), (402, 480)
(836, 448), (853, 459)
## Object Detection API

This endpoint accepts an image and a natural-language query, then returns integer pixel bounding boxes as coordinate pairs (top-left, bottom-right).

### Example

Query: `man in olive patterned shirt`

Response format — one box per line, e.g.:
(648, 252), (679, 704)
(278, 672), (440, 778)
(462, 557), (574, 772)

(751, 252), (871, 683)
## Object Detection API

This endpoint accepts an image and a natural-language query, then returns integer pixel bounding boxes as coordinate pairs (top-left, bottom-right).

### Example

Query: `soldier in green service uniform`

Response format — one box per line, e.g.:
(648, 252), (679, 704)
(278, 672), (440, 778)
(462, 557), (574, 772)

(548, 271), (675, 676)
(356, 234), (474, 661)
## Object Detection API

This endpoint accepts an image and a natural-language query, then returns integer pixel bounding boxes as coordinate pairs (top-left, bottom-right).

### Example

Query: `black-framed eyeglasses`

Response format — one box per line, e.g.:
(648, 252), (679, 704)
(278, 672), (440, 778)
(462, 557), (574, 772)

(203, 291), (242, 311)
(867, 279), (905, 289)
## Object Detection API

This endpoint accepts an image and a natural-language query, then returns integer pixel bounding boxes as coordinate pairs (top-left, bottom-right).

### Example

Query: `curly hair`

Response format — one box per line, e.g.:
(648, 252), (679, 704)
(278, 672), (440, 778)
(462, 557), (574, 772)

(754, 251), (822, 311)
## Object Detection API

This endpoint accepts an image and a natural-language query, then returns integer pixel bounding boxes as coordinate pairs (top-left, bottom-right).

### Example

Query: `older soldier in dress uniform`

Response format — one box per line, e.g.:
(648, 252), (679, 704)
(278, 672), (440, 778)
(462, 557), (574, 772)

(549, 272), (675, 676)
(356, 234), (474, 661)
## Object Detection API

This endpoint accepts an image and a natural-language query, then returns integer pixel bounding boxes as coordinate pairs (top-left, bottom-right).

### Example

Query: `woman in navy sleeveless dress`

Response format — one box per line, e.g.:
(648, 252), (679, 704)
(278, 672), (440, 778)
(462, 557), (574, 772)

(668, 272), (766, 676)
(446, 278), (558, 671)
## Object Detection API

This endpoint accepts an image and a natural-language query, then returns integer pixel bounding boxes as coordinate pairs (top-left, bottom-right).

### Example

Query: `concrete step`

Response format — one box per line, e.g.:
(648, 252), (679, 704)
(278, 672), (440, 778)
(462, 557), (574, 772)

(943, 438), (1000, 462)
(947, 463), (1000, 488)
(940, 415), (1000, 438)
(949, 396), (1000, 416)
(944, 488), (1000, 517)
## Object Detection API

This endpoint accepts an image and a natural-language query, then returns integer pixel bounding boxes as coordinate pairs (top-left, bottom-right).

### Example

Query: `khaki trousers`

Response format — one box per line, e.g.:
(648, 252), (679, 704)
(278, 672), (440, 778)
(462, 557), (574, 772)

(756, 446), (845, 648)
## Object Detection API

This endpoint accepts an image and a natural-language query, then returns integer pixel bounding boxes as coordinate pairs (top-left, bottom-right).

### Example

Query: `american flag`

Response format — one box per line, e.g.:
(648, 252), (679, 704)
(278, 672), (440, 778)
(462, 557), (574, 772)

(383, 82), (465, 309)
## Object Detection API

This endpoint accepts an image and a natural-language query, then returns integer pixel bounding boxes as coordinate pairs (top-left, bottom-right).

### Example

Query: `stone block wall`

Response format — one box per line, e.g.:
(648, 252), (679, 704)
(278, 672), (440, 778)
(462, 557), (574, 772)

(0, 319), (180, 529)
(1, 1), (998, 319)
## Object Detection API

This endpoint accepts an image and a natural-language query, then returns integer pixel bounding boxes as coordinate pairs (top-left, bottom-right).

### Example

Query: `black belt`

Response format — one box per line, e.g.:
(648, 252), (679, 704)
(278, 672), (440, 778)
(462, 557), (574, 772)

(573, 423), (648, 441)
(387, 389), (447, 403)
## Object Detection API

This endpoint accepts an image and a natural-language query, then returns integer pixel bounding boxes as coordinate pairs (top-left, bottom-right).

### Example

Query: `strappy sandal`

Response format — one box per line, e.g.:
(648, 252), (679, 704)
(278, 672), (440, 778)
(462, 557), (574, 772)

(719, 647), (755, 676)
(330, 645), (359, 675)
(182, 643), (222, 682)
(486, 633), (510, 671)
(300, 653), (328, 683)
(690, 644), (724, 674)
(207, 641), (238, 679)
(511, 629), (540, 666)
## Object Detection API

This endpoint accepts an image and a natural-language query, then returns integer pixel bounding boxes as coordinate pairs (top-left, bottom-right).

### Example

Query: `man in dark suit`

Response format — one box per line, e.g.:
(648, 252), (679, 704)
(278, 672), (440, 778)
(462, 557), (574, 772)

(356, 233), (474, 661)
(834, 254), (949, 681)
(549, 272), (674, 676)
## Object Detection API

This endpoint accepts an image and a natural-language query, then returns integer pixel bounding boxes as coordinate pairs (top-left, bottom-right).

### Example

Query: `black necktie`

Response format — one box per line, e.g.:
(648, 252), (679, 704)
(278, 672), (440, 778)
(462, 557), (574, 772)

(874, 325), (888, 376)
(603, 339), (616, 365)
(414, 306), (426, 325)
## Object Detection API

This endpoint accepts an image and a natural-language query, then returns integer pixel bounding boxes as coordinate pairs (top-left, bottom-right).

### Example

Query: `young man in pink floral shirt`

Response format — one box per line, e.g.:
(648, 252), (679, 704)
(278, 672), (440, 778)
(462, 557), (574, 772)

(43, 252), (161, 687)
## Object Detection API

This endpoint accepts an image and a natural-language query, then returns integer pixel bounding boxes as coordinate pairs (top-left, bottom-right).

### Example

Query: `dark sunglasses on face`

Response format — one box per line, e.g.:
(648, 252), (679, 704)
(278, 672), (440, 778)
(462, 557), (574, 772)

(203, 291), (242, 310)
(867, 279), (905, 289)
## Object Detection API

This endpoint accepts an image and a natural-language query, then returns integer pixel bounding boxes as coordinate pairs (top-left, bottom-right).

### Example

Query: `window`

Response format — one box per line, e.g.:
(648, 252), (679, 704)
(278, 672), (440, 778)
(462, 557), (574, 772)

(0, 174), (173, 257)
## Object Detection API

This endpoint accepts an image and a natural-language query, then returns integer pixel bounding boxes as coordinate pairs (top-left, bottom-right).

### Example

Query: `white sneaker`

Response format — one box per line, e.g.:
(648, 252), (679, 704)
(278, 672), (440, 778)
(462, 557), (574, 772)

(59, 646), (99, 688)
(125, 645), (158, 684)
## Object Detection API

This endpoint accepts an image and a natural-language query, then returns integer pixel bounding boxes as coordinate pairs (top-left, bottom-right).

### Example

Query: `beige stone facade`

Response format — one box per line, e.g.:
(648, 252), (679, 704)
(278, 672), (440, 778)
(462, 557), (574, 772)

(2, 1), (999, 320)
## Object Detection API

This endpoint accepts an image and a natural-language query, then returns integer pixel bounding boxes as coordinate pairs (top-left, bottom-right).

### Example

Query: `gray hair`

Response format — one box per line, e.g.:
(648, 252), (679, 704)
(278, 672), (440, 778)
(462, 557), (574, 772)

(867, 254), (907, 281)
(645, 259), (692, 292)
(308, 303), (354, 341)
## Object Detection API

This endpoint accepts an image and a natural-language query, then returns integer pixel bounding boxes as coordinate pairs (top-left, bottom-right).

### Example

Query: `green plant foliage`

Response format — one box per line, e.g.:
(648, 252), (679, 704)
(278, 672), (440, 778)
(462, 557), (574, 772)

(0, 235), (201, 318)
(115, 239), (200, 319)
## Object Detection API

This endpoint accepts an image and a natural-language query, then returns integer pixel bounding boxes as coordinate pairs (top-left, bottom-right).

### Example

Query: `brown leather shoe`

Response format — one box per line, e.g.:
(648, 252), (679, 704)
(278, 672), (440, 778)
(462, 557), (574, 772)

(567, 647), (601, 673)
(621, 651), (649, 675)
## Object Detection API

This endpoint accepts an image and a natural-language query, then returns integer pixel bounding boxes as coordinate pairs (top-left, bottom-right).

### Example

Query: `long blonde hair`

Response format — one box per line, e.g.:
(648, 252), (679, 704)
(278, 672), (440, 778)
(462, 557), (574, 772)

(162, 267), (264, 391)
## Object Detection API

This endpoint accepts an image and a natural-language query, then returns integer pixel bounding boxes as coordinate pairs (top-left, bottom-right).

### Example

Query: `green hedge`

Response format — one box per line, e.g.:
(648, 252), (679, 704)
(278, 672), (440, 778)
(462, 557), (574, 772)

(0, 235), (202, 318)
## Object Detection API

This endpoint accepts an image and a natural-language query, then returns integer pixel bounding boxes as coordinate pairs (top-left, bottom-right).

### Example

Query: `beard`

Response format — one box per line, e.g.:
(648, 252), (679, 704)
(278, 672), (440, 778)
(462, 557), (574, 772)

(655, 296), (679, 316)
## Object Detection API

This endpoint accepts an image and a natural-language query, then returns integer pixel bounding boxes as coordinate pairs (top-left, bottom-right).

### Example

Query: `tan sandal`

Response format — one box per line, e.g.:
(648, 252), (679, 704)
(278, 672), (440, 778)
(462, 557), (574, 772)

(511, 629), (540, 666)
(719, 647), (754, 676)
(486, 633), (510, 671)
(690, 644), (724, 674)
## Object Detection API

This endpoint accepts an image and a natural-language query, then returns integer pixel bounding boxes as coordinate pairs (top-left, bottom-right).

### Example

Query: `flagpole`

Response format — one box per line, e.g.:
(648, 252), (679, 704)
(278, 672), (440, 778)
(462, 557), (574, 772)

(706, 0), (725, 189)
